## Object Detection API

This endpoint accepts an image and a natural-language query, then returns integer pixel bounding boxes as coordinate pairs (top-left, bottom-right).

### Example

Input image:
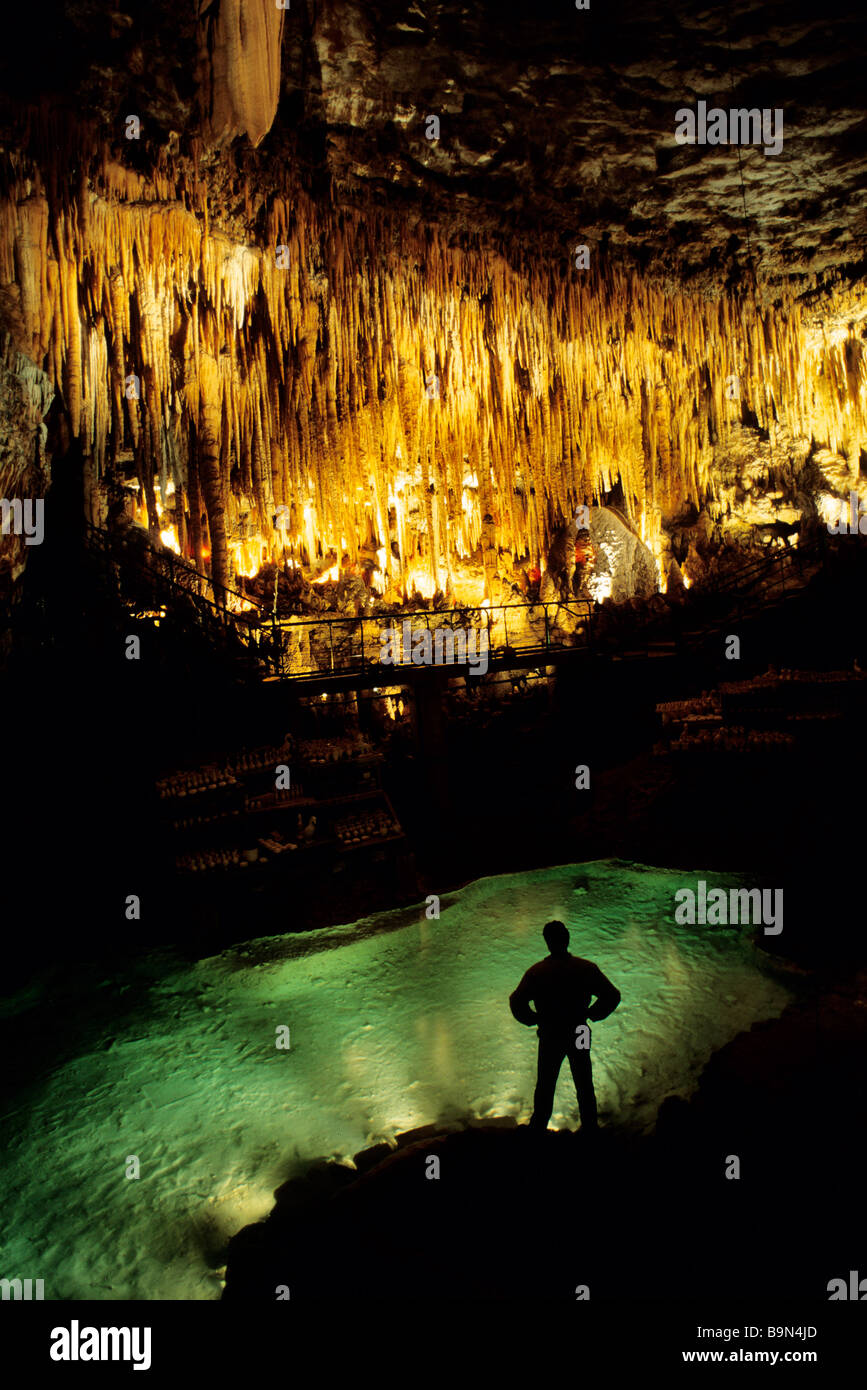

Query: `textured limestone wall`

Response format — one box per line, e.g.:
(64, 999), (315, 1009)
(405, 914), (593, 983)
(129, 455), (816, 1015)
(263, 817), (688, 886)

(0, 339), (53, 642)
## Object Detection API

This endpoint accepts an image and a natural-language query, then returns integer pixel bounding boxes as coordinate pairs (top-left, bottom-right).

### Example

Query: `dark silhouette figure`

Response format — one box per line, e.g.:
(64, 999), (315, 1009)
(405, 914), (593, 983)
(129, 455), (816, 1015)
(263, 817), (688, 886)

(509, 921), (621, 1132)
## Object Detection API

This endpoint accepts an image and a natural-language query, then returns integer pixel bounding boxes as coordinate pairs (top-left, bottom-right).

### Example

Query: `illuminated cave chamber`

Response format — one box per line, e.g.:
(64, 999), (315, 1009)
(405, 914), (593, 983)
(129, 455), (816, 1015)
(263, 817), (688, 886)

(1, 1), (866, 653)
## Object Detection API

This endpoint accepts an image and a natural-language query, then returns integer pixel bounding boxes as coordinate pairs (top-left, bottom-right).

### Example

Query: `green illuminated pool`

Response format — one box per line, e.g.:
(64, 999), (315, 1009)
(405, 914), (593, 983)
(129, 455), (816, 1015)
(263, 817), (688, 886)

(0, 860), (794, 1299)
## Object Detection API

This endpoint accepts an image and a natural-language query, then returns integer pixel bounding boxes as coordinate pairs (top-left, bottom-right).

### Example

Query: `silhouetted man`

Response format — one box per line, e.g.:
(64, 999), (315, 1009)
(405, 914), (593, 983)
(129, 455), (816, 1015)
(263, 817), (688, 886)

(509, 921), (620, 1132)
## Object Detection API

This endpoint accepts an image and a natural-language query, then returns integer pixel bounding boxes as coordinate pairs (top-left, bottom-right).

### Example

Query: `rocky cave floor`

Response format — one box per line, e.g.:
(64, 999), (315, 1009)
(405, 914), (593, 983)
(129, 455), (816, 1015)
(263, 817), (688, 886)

(222, 971), (867, 1301)
(217, 740), (867, 1302)
(6, 520), (866, 1302)
(219, 568), (867, 1301)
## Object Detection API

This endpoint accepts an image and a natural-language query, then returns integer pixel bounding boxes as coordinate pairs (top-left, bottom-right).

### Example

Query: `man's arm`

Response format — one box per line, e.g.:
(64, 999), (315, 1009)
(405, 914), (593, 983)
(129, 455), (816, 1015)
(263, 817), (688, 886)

(586, 967), (620, 1021)
(509, 972), (538, 1026)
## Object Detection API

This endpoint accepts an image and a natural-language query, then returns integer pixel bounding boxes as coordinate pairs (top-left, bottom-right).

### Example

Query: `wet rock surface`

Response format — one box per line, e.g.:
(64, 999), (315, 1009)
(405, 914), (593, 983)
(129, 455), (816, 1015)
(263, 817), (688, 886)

(588, 506), (658, 603)
(223, 974), (866, 1300)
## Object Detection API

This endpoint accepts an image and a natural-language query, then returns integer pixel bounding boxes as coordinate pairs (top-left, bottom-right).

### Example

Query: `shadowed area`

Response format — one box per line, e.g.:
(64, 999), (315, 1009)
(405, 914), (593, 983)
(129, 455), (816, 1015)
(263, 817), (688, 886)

(0, 860), (793, 1299)
(224, 972), (867, 1300)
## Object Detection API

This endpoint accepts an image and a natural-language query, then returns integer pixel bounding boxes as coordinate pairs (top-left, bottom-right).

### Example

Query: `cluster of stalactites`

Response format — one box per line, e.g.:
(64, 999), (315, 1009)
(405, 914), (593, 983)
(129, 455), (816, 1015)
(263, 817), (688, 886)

(1, 165), (866, 601)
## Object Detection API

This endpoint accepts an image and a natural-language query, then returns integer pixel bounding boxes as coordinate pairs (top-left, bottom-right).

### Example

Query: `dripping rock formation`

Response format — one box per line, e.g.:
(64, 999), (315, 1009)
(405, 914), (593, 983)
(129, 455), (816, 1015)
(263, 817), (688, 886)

(0, 0), (865, 614)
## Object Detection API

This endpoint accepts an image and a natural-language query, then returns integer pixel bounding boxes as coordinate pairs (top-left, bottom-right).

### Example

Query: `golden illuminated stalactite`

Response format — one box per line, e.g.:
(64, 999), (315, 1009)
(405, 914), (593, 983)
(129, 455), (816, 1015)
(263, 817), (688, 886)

(840, 333), (866, 476)
(175, 479), (189, 562)
(394, 468), (409, 592)
(198, 351), (229, 599)
(432, 448), (447, 592)
(653, 381), (672, 511)
(108, 271), (127, 455)
(269, 376), (284, 514)
(308, 379), (327, 540)
(58, 235), (82, 438)
(524, 429), (543, 571)
(135, 413), (157, 535)
(418, 447), (436, 592)
(371, 434), (394, 590)
(201, 0), (285, 148)
(479, 431), (498, 602)
(83, 326), (109, 476)
(44, 256), (60, 387)
(1, 152), (866, 595)
(251, 352), (272, 534)
(14, 196), (49, 363)
(187, 432), (204, 568)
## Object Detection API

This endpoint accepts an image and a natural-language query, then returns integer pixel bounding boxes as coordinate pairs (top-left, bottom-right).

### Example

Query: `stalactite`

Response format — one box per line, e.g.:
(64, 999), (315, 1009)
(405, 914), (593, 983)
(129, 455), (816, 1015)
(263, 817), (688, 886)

(198, 351), (229, 599)
(14, 195), (48, 363)
(61, 243), (82, 437)
(187, 429), (203, 568)
(1, 148), (865, 596)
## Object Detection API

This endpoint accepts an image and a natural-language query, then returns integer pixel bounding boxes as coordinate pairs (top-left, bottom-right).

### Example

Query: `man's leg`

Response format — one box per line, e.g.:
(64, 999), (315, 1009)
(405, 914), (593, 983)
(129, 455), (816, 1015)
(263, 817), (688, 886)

(530, 1030), (567, 1130)
(568, 1045), (598, 1129)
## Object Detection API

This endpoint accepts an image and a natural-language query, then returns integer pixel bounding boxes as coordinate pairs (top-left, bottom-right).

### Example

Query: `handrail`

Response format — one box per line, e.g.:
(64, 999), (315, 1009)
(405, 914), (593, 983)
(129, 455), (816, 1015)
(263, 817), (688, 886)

(85, 512), (825, 682)
(83, 521), (264, 645)
(659, 536), (825, 655)
(697, 533), (822, 601)
(262, 595), (593, 633)
(257, 597), (594, 679)
(84, 520), (263, 614)
(82, 520), (594, 680)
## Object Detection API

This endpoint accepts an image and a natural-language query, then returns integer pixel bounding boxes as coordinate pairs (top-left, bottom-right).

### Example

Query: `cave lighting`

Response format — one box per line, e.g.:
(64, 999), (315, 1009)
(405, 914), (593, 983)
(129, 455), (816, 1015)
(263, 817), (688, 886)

(2, 121), (865, 607)
(588, 573), (614, 603)
(315, 563), (341, 584)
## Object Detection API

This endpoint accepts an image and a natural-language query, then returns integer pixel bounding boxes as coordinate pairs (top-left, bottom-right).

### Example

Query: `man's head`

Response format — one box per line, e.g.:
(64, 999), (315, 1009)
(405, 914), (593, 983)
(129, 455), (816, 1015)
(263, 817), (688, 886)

(543, 920), (570, 956)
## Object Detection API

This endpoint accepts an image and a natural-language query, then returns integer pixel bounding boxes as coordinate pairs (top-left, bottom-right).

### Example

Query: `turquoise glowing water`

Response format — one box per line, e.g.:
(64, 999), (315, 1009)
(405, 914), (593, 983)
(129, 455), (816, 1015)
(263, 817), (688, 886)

(0, 861), (794, 1300)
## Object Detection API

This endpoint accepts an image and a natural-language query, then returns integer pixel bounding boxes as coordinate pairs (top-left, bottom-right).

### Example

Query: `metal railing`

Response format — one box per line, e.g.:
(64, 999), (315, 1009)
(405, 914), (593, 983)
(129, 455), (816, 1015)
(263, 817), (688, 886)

(685, 534), (825, 637)
(84, 522), (264, 674)
(699, 532), (824, 601)
(256, 597), (594, 680)
(84, 522), (593, 681)
(85, 522), (262, 617)
(83, 515), (831, 682)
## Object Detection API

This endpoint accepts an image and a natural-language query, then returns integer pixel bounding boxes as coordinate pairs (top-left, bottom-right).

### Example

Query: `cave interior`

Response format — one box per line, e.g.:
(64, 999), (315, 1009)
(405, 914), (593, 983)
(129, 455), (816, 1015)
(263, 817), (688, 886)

(1, 0), (866, 1315)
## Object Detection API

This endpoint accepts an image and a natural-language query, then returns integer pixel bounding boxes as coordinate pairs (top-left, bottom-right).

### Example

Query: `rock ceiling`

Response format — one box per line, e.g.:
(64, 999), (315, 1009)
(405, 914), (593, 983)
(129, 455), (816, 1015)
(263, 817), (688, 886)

(0, 0), (865, 597)
(5, 0), (864, 282)
(309, 0), (867, 286)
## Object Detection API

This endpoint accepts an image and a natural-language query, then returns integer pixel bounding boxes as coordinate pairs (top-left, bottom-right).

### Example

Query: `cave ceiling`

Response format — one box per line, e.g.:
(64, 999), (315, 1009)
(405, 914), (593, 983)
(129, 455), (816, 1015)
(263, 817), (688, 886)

(4, 0), (865, 285)
(0, 0), (865, 600)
